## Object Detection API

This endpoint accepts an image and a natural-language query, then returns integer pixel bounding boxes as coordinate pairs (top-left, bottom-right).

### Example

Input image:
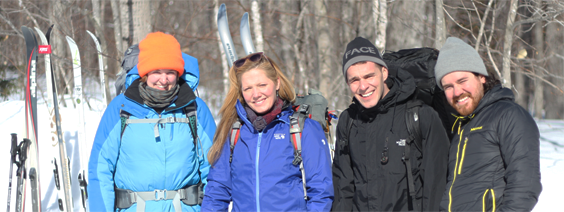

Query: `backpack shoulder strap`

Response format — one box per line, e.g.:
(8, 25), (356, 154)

(229, 120), (241, 163)
(290, 104), (309, 200)
(120, 109), (131, 140)
(183, 101), (198, 148)
(403, 100), (423, 210)
(405, 100), (423, 152)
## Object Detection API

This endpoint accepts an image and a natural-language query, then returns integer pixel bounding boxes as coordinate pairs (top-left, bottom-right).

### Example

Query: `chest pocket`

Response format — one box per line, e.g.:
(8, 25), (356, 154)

(456, 125), (497, 176)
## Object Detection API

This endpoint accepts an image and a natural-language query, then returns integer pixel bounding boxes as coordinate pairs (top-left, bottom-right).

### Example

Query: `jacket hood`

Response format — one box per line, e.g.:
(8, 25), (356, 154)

(351, 68), (417, 116)
(125, 52), (200, 91)
(471, 84), (513, 116)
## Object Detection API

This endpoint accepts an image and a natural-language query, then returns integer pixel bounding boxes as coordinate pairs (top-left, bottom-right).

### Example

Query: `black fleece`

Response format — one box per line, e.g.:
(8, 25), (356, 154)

(439, 85), (542, 212)
(332, 69), (450, 211)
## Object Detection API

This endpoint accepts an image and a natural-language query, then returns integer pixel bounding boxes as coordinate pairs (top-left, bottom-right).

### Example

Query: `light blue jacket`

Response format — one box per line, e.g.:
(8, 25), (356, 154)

(88, 54), (216, 212)
(202, 100), (334, 212)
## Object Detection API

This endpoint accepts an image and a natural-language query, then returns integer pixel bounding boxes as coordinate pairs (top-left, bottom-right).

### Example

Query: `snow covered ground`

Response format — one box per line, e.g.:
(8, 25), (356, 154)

(1, 99), (562, 211)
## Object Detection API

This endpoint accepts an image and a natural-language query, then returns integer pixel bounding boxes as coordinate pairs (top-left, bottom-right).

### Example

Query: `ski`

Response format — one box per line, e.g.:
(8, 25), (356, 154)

(21, 26), (41, 212)
(217, 3), (238, 67)
(35, 25), (71, 212)
(66, 36), (86, 212)
(86, 30), (107, 109)
(240, 12), (256, 55)
(15, 138), (31, 212)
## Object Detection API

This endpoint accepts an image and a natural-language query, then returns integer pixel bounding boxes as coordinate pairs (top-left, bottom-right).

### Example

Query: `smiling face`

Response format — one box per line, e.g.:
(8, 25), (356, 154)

(346, 62), (390, 109)
(146, 69), (179, 91)
(441, 71), (486, 116)
(241, 68), (280, 115)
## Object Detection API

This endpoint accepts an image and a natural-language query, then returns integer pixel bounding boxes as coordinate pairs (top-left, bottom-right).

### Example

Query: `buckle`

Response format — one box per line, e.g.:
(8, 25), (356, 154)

(154, 189), (167, 201)
(166, 117), (175, 123)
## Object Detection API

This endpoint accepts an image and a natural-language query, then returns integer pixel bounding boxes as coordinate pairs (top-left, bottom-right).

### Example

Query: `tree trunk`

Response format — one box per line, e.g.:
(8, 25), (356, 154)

(373, 0), (387, 51)
(435, 0), (446, 49)
(111, 0), (125, 74)
(316, 0), (331, 98)
(132, 0), (152, 43)
(545, 18), (564, 119)
(533, 19), (544, 119)
(502, 0), (518, 88)
(280, 0), (296, 82)
(293, 1), (308, 93)
(251, 0), (264, 53)
(387, 0), (425, 49)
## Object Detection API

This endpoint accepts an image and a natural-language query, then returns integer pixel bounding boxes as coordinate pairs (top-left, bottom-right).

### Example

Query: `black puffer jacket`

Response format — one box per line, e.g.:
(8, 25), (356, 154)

(332, 70), (450, 211)
(439, 85), (542, 212)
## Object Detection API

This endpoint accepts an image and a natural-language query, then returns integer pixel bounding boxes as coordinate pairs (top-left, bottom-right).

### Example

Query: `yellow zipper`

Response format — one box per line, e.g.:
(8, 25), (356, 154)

(457, 137), (468, 175)
(448, 129), (464, 212)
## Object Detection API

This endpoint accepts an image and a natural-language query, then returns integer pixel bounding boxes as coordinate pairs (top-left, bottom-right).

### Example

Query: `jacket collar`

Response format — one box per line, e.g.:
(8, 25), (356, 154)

(235, 99), (293, 131)
(124, 78), (197, 113)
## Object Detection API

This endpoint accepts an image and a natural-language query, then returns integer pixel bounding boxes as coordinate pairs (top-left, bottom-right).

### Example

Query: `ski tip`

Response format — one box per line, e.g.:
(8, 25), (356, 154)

(217, 3), (226, 20)
(65, 36), (76, 44)
(241, 12), (249, 25)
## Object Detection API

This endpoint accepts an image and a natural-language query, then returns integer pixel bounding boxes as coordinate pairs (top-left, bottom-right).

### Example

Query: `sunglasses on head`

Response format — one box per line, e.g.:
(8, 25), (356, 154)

(233, 52), (268, 68)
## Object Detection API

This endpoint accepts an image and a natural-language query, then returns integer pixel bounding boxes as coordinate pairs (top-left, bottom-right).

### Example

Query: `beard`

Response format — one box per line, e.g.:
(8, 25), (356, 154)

(450, 92), (483, 116)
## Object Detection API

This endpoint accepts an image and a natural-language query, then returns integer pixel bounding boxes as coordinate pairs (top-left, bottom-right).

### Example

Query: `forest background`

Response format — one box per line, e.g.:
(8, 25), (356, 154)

(1, 0), (564, 120)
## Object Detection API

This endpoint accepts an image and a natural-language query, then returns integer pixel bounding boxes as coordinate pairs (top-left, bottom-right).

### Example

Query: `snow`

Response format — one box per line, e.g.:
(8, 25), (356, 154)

(1, 98), (562, 211)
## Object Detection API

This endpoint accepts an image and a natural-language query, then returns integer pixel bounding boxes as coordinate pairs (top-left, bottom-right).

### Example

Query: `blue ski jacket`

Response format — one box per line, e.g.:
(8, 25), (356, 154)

(201, 100), (334, 212)
(88, 53), (216, 212)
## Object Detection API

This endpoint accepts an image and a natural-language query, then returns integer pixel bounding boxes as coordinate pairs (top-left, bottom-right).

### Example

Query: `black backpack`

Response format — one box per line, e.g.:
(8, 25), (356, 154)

(383, 48), (457, 140)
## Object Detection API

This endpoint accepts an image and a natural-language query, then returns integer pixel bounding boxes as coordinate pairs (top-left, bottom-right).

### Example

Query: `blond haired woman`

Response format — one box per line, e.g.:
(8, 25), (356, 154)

(201, 53), (333, 211)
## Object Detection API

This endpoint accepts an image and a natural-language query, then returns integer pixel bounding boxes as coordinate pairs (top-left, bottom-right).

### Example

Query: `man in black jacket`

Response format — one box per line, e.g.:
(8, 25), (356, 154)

(435, 37), (542, 211)
(332, 37), (450, 211)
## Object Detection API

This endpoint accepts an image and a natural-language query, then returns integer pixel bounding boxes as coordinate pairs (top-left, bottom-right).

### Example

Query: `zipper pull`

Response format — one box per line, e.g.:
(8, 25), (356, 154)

(381, 138), (389, 164)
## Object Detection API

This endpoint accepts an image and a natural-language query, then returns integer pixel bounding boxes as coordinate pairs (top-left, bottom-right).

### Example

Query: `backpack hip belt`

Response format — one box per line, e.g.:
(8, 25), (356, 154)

(114, 182), (204, 211)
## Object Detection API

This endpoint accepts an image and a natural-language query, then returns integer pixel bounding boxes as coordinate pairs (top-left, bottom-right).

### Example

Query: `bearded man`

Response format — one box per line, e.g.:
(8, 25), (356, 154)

(435, 37), (542, 212)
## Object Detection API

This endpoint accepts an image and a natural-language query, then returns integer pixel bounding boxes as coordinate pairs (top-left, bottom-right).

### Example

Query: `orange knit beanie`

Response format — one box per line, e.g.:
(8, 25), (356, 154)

(137, 32), (184, 77)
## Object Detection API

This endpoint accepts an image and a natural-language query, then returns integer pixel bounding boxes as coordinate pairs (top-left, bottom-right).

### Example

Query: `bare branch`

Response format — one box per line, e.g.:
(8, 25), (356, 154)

(443, 6), (476, 38)
(0, 13), (24, 38)
(475, 0), (494, 51)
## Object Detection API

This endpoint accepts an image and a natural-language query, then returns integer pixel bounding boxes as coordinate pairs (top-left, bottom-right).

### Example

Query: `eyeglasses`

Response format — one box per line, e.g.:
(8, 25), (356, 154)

(233, 52), (267, 68)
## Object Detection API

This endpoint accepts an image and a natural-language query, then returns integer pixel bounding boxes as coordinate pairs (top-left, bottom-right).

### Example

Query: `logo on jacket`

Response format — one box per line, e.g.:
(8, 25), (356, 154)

(274, 133), (285, 139)
(322, 139), (326, 145)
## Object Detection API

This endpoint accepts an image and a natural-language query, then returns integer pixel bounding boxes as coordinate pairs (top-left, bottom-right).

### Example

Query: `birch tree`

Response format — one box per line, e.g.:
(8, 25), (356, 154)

(373, 0), (387, 51)
(435, 0), (446, 49)
(502, 0), (518, 88)
(316, 0), (331, 98)
(251, 0), (264, 53)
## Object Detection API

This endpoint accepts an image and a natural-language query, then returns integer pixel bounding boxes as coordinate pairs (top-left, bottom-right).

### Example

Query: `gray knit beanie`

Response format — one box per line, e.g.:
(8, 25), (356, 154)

(435, 37), (488, 89)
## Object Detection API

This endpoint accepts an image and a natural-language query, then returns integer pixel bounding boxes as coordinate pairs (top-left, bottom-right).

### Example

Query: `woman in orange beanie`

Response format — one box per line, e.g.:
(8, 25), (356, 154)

(89, 32), (216, 212)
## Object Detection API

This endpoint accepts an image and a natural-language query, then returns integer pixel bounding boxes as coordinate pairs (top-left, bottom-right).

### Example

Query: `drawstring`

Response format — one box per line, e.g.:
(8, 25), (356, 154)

(451, 114), (476, 135)
(381, 93), (399, 164)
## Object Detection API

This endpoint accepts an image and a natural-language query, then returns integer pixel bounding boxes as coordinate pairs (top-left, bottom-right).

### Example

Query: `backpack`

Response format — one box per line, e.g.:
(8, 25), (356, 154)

(229, 88), (333, 200)
(115, 44), (139, 95)
(383, 48), (457, 140)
